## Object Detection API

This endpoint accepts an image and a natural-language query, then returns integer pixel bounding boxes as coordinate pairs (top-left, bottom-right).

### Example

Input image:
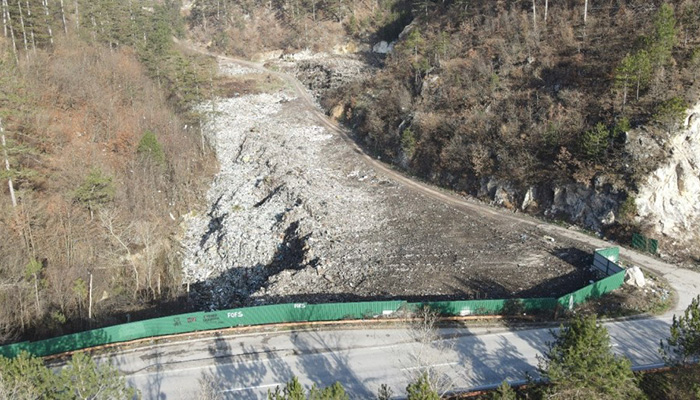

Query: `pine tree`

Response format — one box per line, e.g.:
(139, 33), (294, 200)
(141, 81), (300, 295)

(377, 383), (393, 400)
(661, 295), (700, 365)
(0, 351), (57, 398)
(0, 351), (137, 398)
(73, 168), (115, 219)
(614, 54), (634, 108)
(649, 3), (677, 68)
(406, 373), (440, 400)
(268, 376), (306, 400)
(137, 130), (166, 166)
(59, 352), (137, 399)
(538, 314), (643, 399)
(308, 382), (349, 400)
(632, 50), (652, 101)
(578, 122), (610, 160)
(654, 96), (687, 134)
(491, 381), (517, 400)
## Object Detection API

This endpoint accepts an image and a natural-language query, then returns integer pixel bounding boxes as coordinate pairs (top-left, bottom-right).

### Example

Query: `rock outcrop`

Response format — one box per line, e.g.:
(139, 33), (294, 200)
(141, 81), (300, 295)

(635, 102), (700, 254)
(477, 177), (622, 232)
(624, 266), (646, 288)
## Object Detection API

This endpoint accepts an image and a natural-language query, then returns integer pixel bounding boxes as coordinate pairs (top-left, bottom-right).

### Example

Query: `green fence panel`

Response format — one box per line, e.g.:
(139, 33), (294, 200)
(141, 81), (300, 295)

(3, 301), (408, 357)
(409, 300), (507, 316)
(593, 248), (624, 276)
(595, 247), (619, 263)
(0, 342), (30, 358)
(0, 248), (633, 358)
(411, 298), (558, 316)
(632, 233), (648, 251)
(558, 270), (626, 309)
(519, 298), (559, 312)
(300, 301), (405, 321)
(648, 239), (659, 254)
(632, 234), (659, 255)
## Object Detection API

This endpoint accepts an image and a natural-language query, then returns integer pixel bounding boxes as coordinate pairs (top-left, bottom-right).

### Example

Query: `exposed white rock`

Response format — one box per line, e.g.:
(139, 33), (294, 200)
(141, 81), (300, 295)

(636, 101), (700, 249)
(624, 266), (646, 288)
(251, 50), (283, 62)
(372, 41), (395, 54)
(521, 187), (536, 210)
(481, 176), (619, 231)
(282, 49), (324, 61)
(218, 63), (258, 76)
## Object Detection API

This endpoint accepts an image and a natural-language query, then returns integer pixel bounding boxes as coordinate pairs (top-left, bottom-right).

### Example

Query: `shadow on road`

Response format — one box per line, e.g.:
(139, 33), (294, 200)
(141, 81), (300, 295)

(198, 332), (294, 399)
(290, 330), (375, 398)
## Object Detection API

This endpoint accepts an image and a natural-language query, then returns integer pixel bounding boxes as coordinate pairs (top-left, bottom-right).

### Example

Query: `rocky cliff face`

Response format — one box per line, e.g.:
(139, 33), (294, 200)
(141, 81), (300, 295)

(479, 101), (700, 258)
(478, 177), (622, 232)
(635, 102), (700, 255)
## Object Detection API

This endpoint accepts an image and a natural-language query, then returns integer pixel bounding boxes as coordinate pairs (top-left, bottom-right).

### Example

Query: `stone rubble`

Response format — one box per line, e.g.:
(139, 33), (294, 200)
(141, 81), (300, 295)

(181, 60), (392, 309)
(624, 266), (647, 288)
(180, 58), (595, 310)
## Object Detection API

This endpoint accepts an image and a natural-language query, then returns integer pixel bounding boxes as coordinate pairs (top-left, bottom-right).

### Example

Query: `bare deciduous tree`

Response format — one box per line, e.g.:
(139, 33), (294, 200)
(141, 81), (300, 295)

(40, 0), (52, 44)
(16, 0), (28, 55)
(3, 0), (19, 64)
(99, 209), (140, 299)
(1, 0), (7, 37)
(403, 306), (455, 396)
(59, 0), (67, 35)
(0, 118), (17, 208)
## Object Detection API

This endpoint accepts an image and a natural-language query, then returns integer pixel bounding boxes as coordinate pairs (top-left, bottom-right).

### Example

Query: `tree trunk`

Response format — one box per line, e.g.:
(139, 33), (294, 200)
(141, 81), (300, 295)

(20, 200), (36, 256)
(59, 0), (67, 35)
(2, 0), (7, 37)
(88, 271), (92, 320)
(25, 1), (36, 53)
(544, 0), (548, 25)
(101, 212), (140, 299)
(3, 0), (19, 64)
(16, 0), (29, 54)
(583, 0), (588, 25)
(41, 0), (52, 44)
(0, 119), (17, 208)
(532, 0), (537, 32)
(18, 291), (25, 331)
(33, 273), (40, 315)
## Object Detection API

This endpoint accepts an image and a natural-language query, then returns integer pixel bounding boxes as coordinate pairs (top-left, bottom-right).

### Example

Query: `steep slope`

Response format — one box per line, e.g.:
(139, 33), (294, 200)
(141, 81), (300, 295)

(187, 0), (700, 259)
(0, 1), (215, 341)
(635, 102), (700, 255)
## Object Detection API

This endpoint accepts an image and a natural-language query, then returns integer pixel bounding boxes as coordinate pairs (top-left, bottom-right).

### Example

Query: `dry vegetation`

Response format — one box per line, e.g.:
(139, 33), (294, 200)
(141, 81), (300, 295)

(0, 1), (216, 342)
(333, 0), (700, 188)
(187, 0), (413, 56)
(189, 0), (700, 241)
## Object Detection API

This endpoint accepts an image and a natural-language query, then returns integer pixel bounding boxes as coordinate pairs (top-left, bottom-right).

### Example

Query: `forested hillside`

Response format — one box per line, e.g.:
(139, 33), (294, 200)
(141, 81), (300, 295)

(189, 0), (700, 255)
(0, 0), (216, 341)
(334, 0), (699, 195)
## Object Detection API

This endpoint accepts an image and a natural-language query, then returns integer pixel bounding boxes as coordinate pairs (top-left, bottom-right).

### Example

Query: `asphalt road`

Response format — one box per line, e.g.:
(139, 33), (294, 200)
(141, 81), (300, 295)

(116, 41), (700, 399)
(116, 315), (674, 399)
